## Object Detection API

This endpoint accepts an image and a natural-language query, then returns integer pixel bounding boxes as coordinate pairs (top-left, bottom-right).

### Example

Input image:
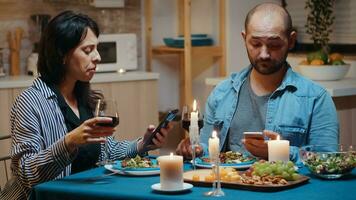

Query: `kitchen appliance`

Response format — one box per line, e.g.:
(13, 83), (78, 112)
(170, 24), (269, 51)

(96, 33), (138, 72)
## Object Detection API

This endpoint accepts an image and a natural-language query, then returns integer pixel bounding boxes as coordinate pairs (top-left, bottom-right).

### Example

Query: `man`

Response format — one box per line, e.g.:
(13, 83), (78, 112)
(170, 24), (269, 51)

(176, 3), (338, 162)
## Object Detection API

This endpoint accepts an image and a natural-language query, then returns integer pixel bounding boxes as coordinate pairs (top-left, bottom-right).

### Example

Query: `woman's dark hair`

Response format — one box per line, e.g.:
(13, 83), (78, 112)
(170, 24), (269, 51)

(38, 10), (103, 110)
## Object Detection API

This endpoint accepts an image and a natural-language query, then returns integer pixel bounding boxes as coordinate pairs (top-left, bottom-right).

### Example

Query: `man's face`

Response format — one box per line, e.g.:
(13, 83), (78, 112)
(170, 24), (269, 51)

(242, 13), (295, 75)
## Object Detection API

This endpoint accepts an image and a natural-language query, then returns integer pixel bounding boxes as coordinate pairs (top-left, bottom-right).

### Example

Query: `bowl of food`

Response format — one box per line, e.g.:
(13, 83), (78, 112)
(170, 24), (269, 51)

(299, 64), (350, 81)
(300, 144), (356, 179)
(298, 52), (350, 81)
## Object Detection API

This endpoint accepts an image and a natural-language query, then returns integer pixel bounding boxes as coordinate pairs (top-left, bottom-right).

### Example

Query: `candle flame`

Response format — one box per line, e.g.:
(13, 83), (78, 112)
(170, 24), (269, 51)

(276, 135), (280, 140)
(170, 152), (173, 157)
(193, 99), (197, 112)
(212, 130), (217, 138)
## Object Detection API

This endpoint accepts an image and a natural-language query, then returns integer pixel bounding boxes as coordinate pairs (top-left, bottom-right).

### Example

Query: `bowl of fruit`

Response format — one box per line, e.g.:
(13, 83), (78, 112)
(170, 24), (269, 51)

(300, 144), (356, 179)
(298, 51), (350, 81)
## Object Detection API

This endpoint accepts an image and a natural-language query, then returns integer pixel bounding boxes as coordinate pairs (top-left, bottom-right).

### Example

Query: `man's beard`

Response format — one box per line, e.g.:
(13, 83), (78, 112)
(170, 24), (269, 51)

(248, 53), (288, 75)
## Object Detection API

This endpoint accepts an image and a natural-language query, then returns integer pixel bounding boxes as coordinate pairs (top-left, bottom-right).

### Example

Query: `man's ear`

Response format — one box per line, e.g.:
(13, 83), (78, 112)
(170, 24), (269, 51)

(241, 31), (247, 41)
(288, 31), (297, 50)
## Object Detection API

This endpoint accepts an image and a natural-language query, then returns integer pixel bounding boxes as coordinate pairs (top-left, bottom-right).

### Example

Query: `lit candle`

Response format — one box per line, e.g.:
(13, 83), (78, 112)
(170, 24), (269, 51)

(208, 130), (220, 161)
(190, 99), (198, 127)
(189, 99), (199, 144)
(157, 153), (184, 190)
(268, 135), (290, 162)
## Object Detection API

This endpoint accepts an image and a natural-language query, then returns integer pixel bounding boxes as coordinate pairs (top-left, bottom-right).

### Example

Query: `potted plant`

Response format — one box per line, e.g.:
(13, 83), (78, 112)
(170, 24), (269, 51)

(299, 0), (350, 81)
(305, 0), (335, 55)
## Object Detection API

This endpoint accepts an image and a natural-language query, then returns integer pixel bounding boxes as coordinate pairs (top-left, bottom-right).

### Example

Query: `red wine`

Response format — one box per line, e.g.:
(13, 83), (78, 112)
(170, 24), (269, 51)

(182, 119), (204, 132)
(97, 116), (119, 127)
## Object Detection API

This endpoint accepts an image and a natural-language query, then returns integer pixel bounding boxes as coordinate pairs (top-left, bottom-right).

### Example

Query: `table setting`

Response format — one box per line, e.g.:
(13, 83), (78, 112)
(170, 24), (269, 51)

(32, 99), (356, 200)
(32, 158), (356, 200)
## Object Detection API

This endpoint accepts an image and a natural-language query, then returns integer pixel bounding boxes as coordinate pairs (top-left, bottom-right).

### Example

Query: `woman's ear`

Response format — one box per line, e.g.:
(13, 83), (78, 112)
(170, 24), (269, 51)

(63, 55), (67, 65)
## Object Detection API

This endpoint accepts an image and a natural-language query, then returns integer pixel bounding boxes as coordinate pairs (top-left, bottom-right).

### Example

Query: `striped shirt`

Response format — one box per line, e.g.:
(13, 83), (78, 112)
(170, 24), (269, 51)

(0, 78), (140, 200)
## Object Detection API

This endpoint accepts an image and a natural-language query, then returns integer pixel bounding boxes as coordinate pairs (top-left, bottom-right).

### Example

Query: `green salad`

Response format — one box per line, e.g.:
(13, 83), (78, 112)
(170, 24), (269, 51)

(303, 151), (356, 175)
(202, 151), (253, 164)
(121, 155), (158, 168)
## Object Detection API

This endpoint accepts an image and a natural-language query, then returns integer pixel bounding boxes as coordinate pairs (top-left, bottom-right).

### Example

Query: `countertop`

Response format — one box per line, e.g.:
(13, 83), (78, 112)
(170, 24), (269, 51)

(205, 76), (356, 97)
(0, 71), (160, 89)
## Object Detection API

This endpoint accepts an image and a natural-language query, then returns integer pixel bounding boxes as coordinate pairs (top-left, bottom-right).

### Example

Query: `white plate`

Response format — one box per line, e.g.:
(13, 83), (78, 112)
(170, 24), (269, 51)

(104, 164), (160, 176)
(151, 182), (193, 193)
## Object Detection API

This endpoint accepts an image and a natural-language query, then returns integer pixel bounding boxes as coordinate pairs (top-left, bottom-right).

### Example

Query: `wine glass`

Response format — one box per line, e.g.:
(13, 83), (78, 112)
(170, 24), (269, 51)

(181, 105), (190, 132)
(181, 105), (204, 132)
(95, 99), (119, 166)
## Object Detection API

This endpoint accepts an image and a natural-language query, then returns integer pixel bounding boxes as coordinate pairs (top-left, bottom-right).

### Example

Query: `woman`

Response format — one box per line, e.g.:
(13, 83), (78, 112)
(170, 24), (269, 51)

(0, 11), (172, 200)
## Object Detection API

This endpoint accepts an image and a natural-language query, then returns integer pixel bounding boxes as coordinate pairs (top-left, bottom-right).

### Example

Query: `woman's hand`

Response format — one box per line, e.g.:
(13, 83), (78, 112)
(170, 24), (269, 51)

(243, 130), (279, 160)
(176, 137), (203, 159)
(137, 122), (173, 154)
(64, 117), (115, 153)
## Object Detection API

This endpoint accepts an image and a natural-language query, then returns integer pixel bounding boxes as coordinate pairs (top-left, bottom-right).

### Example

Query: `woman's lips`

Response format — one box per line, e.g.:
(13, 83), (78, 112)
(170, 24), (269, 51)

(87, 67), (96, 72)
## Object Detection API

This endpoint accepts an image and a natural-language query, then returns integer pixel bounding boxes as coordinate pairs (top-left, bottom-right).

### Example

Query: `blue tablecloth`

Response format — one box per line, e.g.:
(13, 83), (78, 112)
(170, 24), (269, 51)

(33, 164), (356, 200)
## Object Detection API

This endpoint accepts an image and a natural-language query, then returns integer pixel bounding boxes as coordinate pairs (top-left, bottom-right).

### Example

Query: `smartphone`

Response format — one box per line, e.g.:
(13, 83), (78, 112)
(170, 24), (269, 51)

(243, 132), (264, 140)
(144, 109), (179, 146)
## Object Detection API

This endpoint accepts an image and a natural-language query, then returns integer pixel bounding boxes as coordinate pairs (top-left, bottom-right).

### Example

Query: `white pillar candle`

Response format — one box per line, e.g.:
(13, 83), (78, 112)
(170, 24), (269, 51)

(208, 130), (220, 161)
(157, 153), (184, 190)
(189, 99), (199, 144)
(190, 99), (198, 127)
(268, 136), (290, 162)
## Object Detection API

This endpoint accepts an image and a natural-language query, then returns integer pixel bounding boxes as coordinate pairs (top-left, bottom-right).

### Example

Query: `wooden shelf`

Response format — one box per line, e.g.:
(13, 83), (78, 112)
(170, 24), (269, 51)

(145, 0), (226, 107)
(152, 45), (223, 57)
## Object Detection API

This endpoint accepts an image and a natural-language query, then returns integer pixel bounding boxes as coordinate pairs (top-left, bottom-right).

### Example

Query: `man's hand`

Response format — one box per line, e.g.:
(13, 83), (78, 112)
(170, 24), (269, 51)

(243, 130), (279, 159)
(138, 122), (173, 154)
(65, 117), (115, 153)
(176, 137), (203, 159)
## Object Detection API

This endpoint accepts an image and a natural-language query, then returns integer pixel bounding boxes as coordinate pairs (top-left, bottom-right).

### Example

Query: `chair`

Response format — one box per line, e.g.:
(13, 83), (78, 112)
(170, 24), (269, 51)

(0, 135), (11, 191)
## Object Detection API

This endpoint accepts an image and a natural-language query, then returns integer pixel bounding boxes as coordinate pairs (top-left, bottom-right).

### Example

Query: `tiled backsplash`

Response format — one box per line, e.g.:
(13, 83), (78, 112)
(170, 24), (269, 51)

(0, 0), (141, 75)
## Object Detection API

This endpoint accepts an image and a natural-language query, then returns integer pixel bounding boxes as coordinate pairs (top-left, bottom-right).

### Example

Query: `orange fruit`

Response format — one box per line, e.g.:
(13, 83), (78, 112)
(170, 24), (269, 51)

(310, 59), (324, 65)
(329, 53), (344, 63)
(299, 60), (309, 65)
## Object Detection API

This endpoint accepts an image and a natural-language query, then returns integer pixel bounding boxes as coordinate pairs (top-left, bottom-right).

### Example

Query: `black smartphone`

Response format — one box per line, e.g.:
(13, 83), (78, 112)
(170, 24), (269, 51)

(144, 109), (179, 146)
(243, 132), (264, 140)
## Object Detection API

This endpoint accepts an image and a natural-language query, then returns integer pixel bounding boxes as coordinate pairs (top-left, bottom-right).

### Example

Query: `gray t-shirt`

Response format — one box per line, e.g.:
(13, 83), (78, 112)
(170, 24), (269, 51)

(224, 74), (270, 153)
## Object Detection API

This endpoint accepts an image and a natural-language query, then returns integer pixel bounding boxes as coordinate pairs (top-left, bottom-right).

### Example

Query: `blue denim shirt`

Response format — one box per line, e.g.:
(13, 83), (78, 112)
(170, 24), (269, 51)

(200, 65), (339, 163)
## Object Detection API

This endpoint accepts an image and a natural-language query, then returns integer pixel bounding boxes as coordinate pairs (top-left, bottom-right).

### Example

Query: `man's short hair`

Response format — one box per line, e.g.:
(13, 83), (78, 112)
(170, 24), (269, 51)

(244, 3), (293, 35)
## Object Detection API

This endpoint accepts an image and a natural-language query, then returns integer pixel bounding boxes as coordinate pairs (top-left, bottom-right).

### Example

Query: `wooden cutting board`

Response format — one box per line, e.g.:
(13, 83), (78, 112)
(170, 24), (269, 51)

(183, 169), (310, 192)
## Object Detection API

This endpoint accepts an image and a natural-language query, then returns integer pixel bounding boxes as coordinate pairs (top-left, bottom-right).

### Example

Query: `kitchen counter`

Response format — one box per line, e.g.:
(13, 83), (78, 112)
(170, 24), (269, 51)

(205, 76), (356, 97)
(0, 71), (160, 143)
(0, 71), (159, 89)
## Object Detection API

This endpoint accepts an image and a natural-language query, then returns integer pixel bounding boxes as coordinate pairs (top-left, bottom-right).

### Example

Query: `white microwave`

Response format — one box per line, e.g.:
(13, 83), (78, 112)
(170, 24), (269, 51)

(96, 33), (138, 72)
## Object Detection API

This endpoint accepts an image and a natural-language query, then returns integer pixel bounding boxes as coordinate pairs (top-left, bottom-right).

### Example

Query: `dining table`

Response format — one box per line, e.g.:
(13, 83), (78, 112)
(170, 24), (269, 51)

(32, 162), (356, 200)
